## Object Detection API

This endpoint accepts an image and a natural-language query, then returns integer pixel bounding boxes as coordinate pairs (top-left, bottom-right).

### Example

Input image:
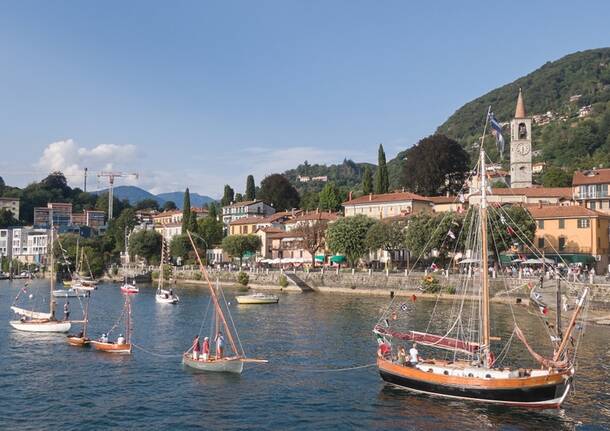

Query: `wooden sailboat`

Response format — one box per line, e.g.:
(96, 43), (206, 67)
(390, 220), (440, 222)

(66, 290), (92, 347)
(374, 109), (589, 409)
(182, 231), (267, 374)
(10, 228), (72, 333)
(90, 295), (132, 354)
(155, 236), (179, 304)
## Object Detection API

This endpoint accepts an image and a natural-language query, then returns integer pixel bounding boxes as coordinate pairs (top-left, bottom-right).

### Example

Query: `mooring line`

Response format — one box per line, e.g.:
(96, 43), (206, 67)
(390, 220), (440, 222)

(287, 363), (377, 372)
(132, 343), (183, 358)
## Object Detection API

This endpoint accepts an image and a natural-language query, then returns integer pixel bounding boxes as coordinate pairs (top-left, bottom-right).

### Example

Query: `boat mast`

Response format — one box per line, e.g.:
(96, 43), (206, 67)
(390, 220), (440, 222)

(158, 236), (164, 292)
(186, 231), (240, 357)
(480, 107), (492, 366)
(49, 227), (56, 319)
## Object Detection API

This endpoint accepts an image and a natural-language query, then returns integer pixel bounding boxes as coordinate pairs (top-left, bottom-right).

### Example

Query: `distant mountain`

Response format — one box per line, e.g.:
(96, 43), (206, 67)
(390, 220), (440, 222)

(156, 191), (215, 209)
(92, 186), (215, 209)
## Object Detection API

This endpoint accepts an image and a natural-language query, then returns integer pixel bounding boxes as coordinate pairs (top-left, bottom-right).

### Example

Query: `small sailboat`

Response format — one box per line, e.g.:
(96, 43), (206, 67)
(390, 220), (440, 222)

(374, 107), (589, 409)
(9, 228), (72, 333)
(155, 236), (179, 304)
(120, 279), (139, 294)
(235, 292), (279, 304)
(67, 292), (92, 347)
(182, 231), (267, 374)
(90, 295), (132, 354)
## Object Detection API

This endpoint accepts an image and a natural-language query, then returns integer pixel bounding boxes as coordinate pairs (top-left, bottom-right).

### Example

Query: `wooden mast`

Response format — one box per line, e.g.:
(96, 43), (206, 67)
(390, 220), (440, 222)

(480, 107), (492, 366)
(50, 227), (57, 319)
(186, 231), (240, 357)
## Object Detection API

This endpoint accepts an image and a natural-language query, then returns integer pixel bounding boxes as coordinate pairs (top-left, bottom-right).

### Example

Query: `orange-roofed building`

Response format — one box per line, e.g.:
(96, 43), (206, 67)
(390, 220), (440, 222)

(572, 168), (610, 213)
(428, 196), (468, 213)
(469, 187), (574, 206)
(342, 191), (432, 220)
(527, 204), (609, 272)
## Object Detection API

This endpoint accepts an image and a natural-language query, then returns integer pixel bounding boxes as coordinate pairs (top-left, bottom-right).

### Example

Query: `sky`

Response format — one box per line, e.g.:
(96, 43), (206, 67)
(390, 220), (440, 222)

(1, 1), (609, 198)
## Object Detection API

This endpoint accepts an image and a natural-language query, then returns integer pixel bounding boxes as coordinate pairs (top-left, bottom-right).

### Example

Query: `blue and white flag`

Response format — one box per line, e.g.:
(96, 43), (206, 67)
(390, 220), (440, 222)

(489, 112), (505, 158)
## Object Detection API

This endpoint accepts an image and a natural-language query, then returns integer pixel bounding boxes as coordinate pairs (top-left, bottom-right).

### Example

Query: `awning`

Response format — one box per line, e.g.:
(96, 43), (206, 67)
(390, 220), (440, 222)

(315, 255), (325, 262)
(330, 255), (346, 263)
(559, 254), (596, 264)
(520, 258), (555, 264)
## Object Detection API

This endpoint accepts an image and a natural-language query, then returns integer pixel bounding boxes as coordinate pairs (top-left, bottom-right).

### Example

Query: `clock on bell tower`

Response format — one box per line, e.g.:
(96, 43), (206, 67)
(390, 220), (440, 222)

(510, 88), (532, 188)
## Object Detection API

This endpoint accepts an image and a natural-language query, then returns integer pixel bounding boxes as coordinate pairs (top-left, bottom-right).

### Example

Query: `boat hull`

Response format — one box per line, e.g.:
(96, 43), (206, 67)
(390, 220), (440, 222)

(121, 286), (139, 294)
(378, 359), (571, 408)
(67, 336), (90, 347)
(235, 295), (279, 304)
(90, 341), (132, 354)
(9, 320), (71, 333)
(52, 289), (88, 298)
(155, 293), (179, 304)
(182, 354), (244, 374)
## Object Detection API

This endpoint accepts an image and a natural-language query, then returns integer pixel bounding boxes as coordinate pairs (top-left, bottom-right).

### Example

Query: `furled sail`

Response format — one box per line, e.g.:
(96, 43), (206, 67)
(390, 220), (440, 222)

(374, 325), (479, 355)
(514, 325), (569, 369)
(11, 306), (52, 320)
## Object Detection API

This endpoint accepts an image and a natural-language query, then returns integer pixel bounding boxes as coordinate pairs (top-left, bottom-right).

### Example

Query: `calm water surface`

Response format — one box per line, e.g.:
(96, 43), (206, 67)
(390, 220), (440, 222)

(0, 279), (608, 431)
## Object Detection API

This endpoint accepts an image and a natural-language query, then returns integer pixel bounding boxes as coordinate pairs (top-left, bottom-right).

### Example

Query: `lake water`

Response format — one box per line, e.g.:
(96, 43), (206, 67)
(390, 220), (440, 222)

(0, 279), (608, 430)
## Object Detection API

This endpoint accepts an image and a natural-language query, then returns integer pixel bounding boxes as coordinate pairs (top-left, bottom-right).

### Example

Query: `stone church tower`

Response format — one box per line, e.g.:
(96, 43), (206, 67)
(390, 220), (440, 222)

(510, 89), (533, 188)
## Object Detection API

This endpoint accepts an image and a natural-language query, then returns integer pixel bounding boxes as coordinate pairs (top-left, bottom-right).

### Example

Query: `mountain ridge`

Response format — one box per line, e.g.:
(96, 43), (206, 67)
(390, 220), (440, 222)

(91, 186), (215, 209)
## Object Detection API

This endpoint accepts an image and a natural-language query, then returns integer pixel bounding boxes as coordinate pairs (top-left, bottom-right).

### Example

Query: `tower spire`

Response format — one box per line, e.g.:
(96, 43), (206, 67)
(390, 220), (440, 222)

(515, 88), (526, 118)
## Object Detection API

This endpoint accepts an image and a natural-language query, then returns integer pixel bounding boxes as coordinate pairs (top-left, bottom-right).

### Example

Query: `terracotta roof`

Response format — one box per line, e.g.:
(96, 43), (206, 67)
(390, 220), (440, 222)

(427, 196), (459, 204)
(256, 227), (285, 234)
(490, 187), (572, 199)
(223, 200), (262, 209)
(572, 168), (610, 186)
(152, 209), (181, 218)
(284, 211), (341, 223)
(259, 210), (302, 224)
(229, 216), (267, 226)
(343, 191), (431, 206)
(526, 204), (608, 219)
(192, 207), (209, 214)
(515, 88), (527, 118)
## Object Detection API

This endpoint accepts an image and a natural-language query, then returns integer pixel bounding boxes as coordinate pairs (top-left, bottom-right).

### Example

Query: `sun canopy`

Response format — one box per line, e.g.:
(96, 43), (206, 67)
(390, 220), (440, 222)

(520, 258), (554, 264)
(330, 255), (346, 263)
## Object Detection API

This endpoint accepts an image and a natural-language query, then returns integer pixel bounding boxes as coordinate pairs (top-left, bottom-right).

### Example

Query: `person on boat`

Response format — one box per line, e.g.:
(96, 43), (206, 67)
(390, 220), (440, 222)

(64, 301), (70, 320)
(100, 333), (108, 343)
(117, 334), (126, 345)
(215, 332), (225, 359)
(409, 343), (420, 365)
(77, 330), (84, 338)
(397, 346), (407, 366)
(202, 336), (210, 361)
(192, 335), (200, 360)
(377, 341), (391, 359)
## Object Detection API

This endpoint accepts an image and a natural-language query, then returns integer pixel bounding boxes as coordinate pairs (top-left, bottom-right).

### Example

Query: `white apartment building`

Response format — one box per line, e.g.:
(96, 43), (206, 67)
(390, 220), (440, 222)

(0, 227), (49, 264)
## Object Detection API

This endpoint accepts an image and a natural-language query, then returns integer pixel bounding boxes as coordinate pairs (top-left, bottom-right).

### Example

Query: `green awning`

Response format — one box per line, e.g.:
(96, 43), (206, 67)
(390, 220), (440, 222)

(330, 255), (346, 263)
(242, 251), (256, 258)
(499, 254), (516, 265)
(315, 255), (325, 262)
(559, 254), (596, 264)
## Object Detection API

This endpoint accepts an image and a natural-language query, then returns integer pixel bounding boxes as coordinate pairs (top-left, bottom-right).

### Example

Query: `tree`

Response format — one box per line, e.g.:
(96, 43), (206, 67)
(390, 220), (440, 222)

(245, 175), (256, 200)
(402, 134), (470, 196)
(299, 191), (319, 211)
(365, 219), (407, 268)
(293, 220), (329, 267)
(129, 230), (162, 264)
(542, 166), (572, 187)
(188, 210), (198, 233)
(0, 209), (21, 228)
(105, 208), (137, 254)
(318, 182), (342, 211)
(221, 234), (261, 267)
(326, 215), (376, 268)
(258, 174), (300, 211)
(220, 185), (235, 207)
(163, 201), (177, 211)
(362, 166), (373, 194)
(135, 199), (160, 211)
(170, 234), (191, 263)
(0, 176), (5, 195)
(41, 171), (70, 195)
(197, 216), (224, 249)
(182, 188), (191, 234)
(234, 193), (244, 202)
(208, 203), (219, 220)
(374, 144), (389, 194)
(404, 212), (463, 264)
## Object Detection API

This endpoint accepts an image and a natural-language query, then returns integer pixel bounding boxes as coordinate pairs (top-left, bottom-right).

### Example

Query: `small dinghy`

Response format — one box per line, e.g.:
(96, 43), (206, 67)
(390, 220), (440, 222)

(90, 295), (132, 354)
(235, 292), (279, 304)
(155, 237), (179, 304)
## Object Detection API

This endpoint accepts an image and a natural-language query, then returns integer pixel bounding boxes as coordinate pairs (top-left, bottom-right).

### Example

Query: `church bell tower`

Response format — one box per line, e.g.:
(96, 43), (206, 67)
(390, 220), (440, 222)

(510, 88), (532, 188)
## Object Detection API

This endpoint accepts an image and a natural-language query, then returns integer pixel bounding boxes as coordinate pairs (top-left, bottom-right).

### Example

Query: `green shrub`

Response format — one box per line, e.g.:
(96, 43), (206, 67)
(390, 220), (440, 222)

(193, 272), (202, 280)
(420, 275), (441, 293)
(279, 274), (288, 288)
(446, 285), (456, 295)
(237, 271), (249, 286)
(151, 270), (159, 279)
(111, 266), (119, 276)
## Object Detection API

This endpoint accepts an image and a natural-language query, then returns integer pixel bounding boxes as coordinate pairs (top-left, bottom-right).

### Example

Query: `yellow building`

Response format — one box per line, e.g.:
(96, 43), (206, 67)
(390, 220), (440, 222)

(527, 204), (610, 272)
(342, 191), (432, 220)
(228, 216), (266, 235)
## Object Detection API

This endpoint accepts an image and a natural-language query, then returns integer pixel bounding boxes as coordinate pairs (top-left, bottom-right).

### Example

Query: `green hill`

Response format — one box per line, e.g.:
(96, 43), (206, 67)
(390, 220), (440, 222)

(437, 48), (610, 169)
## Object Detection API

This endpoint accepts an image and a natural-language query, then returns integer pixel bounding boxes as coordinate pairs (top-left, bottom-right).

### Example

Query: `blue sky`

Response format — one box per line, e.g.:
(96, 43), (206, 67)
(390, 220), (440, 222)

(1, 1), (609, 198)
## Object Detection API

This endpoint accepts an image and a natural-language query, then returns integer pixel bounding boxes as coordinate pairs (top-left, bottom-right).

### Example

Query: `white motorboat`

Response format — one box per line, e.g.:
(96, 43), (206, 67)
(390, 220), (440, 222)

(155, 237), (179, 304)
(235, 292), (279, 304)
(52, 289), (89, 298)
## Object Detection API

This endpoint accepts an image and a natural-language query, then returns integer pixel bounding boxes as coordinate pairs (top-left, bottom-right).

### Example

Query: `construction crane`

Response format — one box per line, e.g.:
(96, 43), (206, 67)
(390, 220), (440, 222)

(97, 171), (139, 219)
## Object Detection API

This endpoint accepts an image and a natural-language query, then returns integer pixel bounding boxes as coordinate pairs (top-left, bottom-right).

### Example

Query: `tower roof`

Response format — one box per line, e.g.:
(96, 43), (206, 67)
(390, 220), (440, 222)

(515, 88), (526, 118)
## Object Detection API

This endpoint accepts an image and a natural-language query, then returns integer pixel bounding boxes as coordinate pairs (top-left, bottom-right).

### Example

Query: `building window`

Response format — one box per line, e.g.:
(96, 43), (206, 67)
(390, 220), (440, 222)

(558, 237), (566, 251)
(558, 219), (565, 229)
(538, 237), (545, 248)
(588, 201), (596, 210)
(577, 218), (590, 229)
(538, 220), (544, 229)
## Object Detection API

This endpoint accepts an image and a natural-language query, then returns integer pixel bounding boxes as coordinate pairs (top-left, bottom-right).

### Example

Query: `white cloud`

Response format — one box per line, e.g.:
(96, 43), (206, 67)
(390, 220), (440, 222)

(36, 139), (137, 186)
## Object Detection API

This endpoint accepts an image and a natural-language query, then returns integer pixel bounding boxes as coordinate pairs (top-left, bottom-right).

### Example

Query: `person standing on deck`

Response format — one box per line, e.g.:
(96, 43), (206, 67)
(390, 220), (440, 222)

(202, 336), (210, 361)
(64, 301), (70, 321)
(192, 335), (200, 360)
(215, 332), (225, 359)
(409, 343), (420, 365)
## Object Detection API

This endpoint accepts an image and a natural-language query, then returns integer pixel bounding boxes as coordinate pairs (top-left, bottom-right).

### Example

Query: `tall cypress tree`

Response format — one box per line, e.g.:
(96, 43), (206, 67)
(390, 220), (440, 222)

(182, 187), (191, 234)
(374, 144), (389, 194)
(362, 166), (373, 194)
(208, 203), (218, 220)
(245, 175), (256, 200)
(220, 185), (235, 206)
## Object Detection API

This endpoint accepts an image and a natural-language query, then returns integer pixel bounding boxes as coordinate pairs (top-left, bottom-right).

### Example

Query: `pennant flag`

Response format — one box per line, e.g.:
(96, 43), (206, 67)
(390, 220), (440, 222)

(447, 230), (456, 240)
(539, 306), (548, 316)
(411, 294), (417, 302)
(457, 206), (465, 214)
(489, 112), (505, 158)
(430, 263), (439, 271)
(500, 214), (506, 225)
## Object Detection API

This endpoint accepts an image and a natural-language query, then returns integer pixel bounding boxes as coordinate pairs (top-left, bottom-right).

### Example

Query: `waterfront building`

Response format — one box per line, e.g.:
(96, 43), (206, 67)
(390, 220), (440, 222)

(469, 187), (573, 206)
(0, 227), (49, 264)
(342, 191), (432, 220)
(152, 207), (208, 242)
(33, 202), (73, 227)
(428, 196), (468, 213)
(527, 204), (610, 273)
(222, 200), (275, 226)
(0, 197), (20, 220)
(283, 210), (340, 231)
(572, 168), (610, 213)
